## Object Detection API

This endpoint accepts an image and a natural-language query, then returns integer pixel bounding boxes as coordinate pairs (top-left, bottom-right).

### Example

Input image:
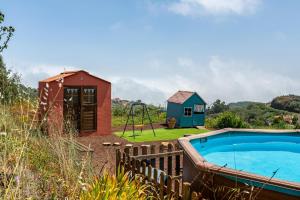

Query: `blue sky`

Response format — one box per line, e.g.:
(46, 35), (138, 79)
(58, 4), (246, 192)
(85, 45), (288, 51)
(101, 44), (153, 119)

(1, 0), (300, 105)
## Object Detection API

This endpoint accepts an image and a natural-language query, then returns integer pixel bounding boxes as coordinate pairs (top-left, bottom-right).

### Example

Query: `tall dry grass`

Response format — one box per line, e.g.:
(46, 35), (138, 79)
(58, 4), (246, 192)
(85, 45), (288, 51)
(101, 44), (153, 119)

(0, 80), (151, 200)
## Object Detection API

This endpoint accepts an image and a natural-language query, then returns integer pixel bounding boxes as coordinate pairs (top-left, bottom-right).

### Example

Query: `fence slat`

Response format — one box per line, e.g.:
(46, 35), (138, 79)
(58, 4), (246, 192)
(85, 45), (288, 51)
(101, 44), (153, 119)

(175, 154), (181, 176)
(132, 157), (136, 177)
(147, 165), (152, 182)
(166, 175), (172, 199)
(150, 145), (156, 167)
(133, 146), (139, 156)
(124, 146), (130, 155)
(136, 160), (141, 174)
(159, 172), (165, 200)
(168, 144), (174, 175)
(182, 182), (191, 200)
(153, 168), (158, 185)
(191, 192), (200, 200)
(142, 161), (146, 177)
(174, 179), (180, 200)
(116, 149), (121, 175)
(159, 144), (165, 171)
(141, 145), (149, 165)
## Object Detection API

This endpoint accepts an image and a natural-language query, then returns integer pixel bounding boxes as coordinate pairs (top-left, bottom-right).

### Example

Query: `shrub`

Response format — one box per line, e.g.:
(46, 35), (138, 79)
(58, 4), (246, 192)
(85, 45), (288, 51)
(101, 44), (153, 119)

(295, 123), (300, 129)
(206, 112), (248, 129)
(80, 168), (149, 200)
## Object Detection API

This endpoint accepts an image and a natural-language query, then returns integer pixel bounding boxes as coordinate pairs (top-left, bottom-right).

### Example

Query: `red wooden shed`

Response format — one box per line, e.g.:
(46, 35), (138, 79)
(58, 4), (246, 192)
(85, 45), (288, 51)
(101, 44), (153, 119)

(38, 70), (111, 136)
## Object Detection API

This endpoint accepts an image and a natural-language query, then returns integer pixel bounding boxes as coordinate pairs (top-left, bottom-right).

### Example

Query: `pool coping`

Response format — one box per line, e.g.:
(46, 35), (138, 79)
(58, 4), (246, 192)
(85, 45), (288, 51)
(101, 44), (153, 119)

(178, 128), (300, 193)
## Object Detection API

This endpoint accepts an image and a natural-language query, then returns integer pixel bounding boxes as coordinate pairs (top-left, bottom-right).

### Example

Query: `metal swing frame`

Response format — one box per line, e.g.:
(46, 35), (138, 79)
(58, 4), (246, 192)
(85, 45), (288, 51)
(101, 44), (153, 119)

(122, 102), (156, 139)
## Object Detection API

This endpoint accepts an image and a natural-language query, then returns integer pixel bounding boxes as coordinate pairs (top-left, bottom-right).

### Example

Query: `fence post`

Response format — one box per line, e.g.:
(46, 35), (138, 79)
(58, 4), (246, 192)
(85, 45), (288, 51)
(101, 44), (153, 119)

(182, 182), (191, 200)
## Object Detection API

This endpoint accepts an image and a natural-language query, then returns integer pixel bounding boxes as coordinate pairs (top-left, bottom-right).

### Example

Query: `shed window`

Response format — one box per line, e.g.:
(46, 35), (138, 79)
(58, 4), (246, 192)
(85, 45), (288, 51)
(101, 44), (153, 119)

(184, 107), (192, 117)
(194, 104), (204, 114)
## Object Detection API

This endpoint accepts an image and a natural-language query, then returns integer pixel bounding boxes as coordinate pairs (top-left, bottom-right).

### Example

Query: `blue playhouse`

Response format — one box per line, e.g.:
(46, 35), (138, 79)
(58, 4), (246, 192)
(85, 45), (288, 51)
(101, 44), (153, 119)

(166, 91), (206, 128)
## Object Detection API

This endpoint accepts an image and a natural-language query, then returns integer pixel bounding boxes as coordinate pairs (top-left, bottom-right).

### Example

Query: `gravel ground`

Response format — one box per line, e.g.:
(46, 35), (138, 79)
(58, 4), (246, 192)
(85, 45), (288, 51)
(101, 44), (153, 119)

(76, 134), (178, 175)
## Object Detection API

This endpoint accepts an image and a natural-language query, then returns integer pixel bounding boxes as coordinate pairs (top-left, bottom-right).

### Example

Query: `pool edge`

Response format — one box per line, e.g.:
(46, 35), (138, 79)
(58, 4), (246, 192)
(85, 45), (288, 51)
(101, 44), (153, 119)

(178, 128), (300, 199)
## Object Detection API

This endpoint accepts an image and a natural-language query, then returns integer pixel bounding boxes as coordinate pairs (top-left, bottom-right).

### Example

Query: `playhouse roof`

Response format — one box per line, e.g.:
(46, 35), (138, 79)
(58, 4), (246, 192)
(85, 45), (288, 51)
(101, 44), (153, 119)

(167, 91), (206, 105)
(39, 70), (111, 83)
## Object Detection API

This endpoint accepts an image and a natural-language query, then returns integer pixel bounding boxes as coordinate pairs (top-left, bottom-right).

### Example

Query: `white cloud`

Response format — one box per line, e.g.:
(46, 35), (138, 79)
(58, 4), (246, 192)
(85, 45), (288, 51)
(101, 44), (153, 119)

(168, 0), (262, 16)
(115, 56), (300, 105)
(111, 78), (167, 105)
(8, 57), (300, 106)
(7, 62), (79, 88)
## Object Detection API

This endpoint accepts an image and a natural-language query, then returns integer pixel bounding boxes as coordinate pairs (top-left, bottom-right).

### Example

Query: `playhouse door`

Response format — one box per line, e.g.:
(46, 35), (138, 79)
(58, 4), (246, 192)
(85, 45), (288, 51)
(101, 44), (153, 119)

(63, 87), (81, 131)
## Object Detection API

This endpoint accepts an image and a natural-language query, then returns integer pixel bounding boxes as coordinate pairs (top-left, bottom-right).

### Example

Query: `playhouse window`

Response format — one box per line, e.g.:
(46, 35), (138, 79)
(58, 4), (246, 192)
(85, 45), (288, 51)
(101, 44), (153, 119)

(184, 107), (192, 117)
(194, 104), (204, 114)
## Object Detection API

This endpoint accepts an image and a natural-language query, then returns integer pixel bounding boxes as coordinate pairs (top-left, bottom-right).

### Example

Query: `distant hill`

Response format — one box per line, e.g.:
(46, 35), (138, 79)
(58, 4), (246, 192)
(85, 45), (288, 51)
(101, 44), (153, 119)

(271, 95), (300, 113)
(228, 101), (263, 109)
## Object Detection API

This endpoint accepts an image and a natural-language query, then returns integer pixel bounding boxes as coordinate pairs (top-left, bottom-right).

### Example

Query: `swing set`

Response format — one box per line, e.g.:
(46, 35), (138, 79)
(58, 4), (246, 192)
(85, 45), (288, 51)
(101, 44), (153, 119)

(122, 102), (156, 139)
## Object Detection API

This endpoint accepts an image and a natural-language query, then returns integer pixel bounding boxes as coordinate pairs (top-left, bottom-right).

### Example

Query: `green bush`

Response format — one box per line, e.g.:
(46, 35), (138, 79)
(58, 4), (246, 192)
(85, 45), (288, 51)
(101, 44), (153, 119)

(206, 112), (248, 129)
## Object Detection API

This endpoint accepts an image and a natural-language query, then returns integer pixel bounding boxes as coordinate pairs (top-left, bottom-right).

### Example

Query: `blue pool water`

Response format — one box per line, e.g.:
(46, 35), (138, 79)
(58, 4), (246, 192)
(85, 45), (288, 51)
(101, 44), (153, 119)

(191, 132), (300, 184)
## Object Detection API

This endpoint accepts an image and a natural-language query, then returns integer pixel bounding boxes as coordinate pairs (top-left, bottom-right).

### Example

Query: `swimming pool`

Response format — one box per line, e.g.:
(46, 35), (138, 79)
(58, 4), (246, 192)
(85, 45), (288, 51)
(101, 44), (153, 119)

(179, 129), (300, 200)
(191, 131), (300, 183)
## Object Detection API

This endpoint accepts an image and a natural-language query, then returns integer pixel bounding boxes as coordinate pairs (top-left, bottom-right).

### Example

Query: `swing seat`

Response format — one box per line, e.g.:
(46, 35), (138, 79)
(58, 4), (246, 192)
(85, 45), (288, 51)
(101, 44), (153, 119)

(134, 124), (144, 129)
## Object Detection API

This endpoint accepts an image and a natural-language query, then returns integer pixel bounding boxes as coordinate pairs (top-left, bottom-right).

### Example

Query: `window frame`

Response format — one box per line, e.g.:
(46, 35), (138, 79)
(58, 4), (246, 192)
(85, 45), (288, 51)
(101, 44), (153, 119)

(193, 104), (205, 114)
(183, 107), (193, 117)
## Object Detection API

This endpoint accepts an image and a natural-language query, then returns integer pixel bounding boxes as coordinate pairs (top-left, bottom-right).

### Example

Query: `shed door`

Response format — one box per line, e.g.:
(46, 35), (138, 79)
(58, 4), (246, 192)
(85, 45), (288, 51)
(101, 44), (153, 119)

(81, 87), (97, 131)
(64, 87), (81, 131)
(64, 87), (97, 133)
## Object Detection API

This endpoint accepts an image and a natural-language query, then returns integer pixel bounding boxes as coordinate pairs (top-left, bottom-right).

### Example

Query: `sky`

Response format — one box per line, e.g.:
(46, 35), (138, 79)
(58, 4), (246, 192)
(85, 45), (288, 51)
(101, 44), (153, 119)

(1, 0), (300, 105)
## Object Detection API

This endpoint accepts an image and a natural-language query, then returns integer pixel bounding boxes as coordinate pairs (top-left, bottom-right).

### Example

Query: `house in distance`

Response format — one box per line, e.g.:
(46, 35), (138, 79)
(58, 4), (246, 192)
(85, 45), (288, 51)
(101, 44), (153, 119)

(166, 91), (206, 128)
(38, 70), (111, 136)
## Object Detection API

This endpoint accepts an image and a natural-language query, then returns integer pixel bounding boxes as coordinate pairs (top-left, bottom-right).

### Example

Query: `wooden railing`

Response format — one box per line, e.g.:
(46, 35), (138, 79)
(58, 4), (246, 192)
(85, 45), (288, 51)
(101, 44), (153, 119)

(116, 143), (204, 200)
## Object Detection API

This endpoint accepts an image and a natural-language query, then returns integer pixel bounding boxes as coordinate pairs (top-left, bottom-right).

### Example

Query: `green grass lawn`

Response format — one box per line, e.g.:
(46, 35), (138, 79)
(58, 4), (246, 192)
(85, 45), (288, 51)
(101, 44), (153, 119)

(115, 128), (210, 142)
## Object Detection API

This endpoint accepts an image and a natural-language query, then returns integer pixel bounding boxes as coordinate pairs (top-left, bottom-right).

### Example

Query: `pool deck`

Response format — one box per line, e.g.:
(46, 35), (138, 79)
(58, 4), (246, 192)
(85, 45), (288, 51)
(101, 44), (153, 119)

(178, 128), (300, 200)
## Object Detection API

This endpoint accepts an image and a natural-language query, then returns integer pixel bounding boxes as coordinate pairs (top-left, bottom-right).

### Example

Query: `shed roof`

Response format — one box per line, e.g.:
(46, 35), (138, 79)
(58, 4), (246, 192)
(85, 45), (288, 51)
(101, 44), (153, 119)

(39, 70), (111, 84)
(167, 90), (206, 105)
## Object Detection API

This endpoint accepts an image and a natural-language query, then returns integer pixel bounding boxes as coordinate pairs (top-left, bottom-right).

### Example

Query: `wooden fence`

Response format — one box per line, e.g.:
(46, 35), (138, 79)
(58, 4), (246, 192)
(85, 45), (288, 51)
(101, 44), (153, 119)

(116, 143), (204, 200)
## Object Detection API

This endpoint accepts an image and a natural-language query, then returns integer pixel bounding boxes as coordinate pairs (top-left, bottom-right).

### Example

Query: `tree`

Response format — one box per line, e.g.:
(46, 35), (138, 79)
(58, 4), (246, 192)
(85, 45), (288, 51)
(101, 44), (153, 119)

(207, 99), (229, 114)
(0, 11), (15, 53)
(0, 11), (21, 104)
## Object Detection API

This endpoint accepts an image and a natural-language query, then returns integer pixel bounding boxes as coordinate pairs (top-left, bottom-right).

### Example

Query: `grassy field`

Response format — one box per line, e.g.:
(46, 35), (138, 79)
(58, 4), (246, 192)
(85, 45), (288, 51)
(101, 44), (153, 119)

(115, 128), (210, 142)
